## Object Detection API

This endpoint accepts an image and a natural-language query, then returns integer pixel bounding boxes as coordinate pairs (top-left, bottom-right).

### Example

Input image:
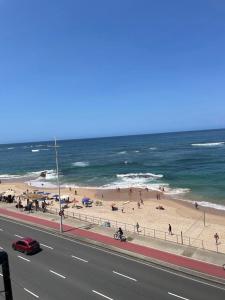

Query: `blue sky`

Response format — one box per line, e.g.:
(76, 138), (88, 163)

(0, 0), (225, 143)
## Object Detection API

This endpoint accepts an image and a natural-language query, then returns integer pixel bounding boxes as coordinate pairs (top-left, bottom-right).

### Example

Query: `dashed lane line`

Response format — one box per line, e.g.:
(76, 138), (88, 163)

(72, 255), (88, 263)
(113, 270), (137, 282)
(24, 288), (39, 298)
(40, 243), (54, 250)
(92, 290), (114, 300)
(168, 292), (190, 300)
(49, 269), (66, 279)
(18, 255), (30, 262)
(14, 234), (24, 239)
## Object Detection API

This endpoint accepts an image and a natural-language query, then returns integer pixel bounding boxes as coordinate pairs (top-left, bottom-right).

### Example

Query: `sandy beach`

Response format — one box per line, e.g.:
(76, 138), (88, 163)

(1, 180), (225, 253)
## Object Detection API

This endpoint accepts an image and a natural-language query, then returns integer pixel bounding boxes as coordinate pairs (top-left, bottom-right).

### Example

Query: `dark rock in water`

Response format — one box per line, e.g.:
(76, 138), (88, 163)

(40, 171), (47, 178)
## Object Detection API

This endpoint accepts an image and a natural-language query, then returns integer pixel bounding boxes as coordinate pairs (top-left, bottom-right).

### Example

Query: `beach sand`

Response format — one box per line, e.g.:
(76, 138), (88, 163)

(1, 181), (225, 253)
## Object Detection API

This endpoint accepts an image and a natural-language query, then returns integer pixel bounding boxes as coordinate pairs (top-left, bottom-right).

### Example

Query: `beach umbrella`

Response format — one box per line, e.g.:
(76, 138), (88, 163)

(25, 193), (46, 200)
(3, 190), (16, 197)
(82, 197), (90, 203)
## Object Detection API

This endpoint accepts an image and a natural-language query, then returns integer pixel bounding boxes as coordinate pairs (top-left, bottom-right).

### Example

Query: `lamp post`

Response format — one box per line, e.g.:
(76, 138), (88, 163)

(54, 138), (63, 233)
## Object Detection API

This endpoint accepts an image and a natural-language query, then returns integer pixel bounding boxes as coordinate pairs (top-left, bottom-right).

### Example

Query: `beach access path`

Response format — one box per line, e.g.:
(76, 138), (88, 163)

(0, 205), (225, 283)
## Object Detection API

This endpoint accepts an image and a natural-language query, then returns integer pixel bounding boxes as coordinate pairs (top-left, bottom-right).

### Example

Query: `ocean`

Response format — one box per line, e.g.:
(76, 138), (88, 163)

(0, 129), (225, 209)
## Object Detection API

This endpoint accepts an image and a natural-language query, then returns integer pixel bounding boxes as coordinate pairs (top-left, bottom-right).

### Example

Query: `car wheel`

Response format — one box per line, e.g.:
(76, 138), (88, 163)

(24, 250), (28, 255)
(12, 245), (16, 250)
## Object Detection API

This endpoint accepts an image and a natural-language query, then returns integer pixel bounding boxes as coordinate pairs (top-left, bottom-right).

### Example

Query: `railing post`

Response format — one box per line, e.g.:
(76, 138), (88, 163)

(202, 240), (204, 249)
(144, 227), (146, 236)
(181, 231), (183, 245)
(176, 234), (178, 244)
(154, 229), (155, 238)
(189, 237), (191, 246)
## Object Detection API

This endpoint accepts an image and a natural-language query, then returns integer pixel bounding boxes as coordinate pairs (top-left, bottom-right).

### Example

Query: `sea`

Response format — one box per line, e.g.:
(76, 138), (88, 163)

(1, 129), (225, 210)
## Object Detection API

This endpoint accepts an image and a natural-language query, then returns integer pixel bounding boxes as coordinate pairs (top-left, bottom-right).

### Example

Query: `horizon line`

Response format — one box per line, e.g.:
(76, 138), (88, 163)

(1, 127), (225, 146)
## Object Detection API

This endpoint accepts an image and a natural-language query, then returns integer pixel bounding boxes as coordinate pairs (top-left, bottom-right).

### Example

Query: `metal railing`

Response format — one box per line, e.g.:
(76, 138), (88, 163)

(45, 207), (225, 254)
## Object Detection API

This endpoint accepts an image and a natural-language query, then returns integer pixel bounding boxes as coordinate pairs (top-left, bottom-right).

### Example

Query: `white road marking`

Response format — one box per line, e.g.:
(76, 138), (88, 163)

(49, 270), (66, 279)
(0, 228), (3, 231)
(92, 290), (114, 300)
(14, 234), (23, 239)
(40, 243), (53, 250)
(168, 292), (190, 300)
(72, 255), (88, 263)
(24, 288), (39, 298)
(0, 246), (4, 250)
(2, 216), (225, 291)
(18, 256), (30, 262)
(113, 270), (137, 281)
(0, 273), (3, 277)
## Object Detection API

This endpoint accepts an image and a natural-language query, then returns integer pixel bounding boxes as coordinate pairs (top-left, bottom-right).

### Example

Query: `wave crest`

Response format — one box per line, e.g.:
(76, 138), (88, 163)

(72, 161), (90, 167)
(117, 172), (163, 179)
(191, 142), (224, 147)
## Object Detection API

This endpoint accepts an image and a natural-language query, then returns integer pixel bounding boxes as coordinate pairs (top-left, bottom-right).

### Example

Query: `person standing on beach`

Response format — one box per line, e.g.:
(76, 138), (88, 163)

(168, 224), (172, 235)
(214, 233), (219, 244)
(136, 222), (140, 233)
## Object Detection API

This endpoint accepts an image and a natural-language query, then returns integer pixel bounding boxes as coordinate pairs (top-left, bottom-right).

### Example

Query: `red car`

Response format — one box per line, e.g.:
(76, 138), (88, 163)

(12, 237), (41, 255)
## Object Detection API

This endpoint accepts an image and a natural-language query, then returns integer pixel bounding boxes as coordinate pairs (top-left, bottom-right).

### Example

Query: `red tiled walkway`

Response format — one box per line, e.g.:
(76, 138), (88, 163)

(0, 207), (225, 280)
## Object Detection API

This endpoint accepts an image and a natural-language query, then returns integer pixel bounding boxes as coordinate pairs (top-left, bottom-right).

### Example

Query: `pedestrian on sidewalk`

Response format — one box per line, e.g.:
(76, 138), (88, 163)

(168, 224), (172, 235)
(214, 232), (219, 244)
(136, 222), (140, 233)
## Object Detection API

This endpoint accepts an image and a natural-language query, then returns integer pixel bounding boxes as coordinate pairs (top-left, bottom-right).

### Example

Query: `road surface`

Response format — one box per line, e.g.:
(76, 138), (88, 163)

(0, 216), (224, 300)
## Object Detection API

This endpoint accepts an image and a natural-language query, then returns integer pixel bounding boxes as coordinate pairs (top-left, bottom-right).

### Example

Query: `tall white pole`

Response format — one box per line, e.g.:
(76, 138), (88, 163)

(54, 138), (63, 233)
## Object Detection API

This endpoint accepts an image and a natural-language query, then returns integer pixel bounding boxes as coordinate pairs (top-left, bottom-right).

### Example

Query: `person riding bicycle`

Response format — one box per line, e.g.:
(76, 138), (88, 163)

(117, 227), (123, 240)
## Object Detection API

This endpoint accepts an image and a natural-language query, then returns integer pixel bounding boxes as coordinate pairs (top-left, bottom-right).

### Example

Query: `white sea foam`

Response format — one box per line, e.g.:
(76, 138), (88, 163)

(0, 169), (56, 180)
(117, 151), (127, 155)
(164, 188), (190, 195)
(0, 174), (24, 179)
(134, 150), (140, 153)
(149, 147), (157, 150)
(7, 147), (14, 150)
(195, 201), (225, 211)
(117, 173), (163, 179)
(191, 142), (224, 147)
(72, 161), (90, 167)
(32, 149), (40, 152)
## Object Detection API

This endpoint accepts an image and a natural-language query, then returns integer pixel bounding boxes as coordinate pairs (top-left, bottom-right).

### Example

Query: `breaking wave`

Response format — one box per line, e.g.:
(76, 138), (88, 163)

(72, 161), (90, 167)
(191, 142), (224, 147)
(117, 173), (163, 179)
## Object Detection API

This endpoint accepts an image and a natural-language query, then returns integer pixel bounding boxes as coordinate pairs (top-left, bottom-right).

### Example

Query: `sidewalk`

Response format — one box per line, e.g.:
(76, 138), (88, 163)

(0, 206), (225, 281)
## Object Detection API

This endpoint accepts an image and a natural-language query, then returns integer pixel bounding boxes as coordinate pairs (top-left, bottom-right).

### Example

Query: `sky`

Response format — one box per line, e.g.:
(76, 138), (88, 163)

(0, 0), (225, 143)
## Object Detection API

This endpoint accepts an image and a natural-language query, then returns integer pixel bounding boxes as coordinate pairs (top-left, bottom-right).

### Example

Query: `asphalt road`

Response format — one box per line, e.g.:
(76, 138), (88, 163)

(0, 216), (224, 300)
